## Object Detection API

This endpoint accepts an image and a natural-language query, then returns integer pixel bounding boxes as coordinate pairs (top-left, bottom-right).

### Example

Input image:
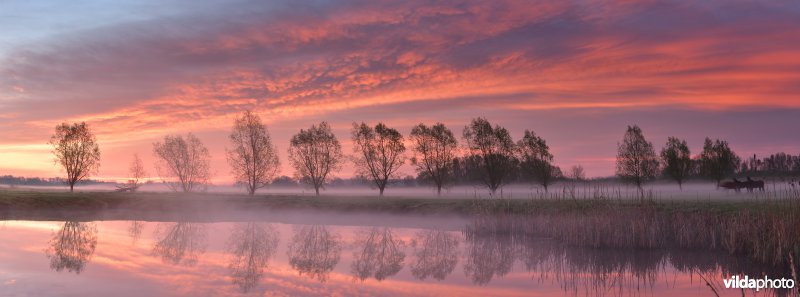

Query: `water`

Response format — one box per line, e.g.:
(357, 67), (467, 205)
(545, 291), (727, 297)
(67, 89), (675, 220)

(0, 212), (795, 297)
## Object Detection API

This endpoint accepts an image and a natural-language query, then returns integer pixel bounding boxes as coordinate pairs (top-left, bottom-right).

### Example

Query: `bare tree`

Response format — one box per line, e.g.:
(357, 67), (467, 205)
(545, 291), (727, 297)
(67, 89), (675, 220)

(616, 125), (659, 197)
(517, 130), (557, 192)
(152, 133), (211, 192)
(227, 111), (280, 195)
(410, 123), (458, 196)
(49, 122), (101, 192)
(568, 165), (585, 181)
(660, 137), (693, 189)
(352, 122), (406, 196)
(698, 137), (741, 187)
(128, 154), (147, 191)
(288, 122), (343, 196)
(462, 117), (517, 195)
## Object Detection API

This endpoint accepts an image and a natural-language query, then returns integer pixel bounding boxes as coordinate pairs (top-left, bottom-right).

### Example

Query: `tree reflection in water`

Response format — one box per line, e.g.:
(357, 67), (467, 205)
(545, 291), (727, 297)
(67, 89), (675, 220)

(128, 221), (144, 245)
(410, 229), (459, 281)
(287, 225), (342, 282)
(152, 222), (207, 266)
(45, 221), (98, 274)
(226, 222), (279, 293)
(463, 214), (515, 285)
(351, 227), (405, 281)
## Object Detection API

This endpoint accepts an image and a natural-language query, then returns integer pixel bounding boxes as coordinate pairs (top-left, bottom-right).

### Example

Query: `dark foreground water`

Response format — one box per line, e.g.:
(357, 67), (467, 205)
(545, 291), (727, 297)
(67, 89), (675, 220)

(0, 212), (795, 297)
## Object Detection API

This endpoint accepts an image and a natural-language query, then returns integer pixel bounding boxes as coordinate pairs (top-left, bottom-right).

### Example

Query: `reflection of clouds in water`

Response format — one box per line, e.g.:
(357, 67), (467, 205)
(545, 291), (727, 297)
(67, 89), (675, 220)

(226, 222), (279, 293)
(45, 221), (98, 274)
(3, 215), (791, 296)
(351, 227), (405, 281)
(287, 225), (341, 282)
(152, 222), (207, 266)
(410, 229), (459, 281)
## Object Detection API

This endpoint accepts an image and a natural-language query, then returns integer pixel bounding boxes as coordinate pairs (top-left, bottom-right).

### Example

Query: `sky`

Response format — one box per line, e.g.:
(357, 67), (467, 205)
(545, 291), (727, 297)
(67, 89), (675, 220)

(1, 0), (799, 183)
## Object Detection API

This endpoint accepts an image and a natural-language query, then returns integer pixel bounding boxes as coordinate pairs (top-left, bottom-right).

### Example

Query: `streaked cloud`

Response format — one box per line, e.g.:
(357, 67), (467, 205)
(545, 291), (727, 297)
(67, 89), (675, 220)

(0, 0), (799, 179)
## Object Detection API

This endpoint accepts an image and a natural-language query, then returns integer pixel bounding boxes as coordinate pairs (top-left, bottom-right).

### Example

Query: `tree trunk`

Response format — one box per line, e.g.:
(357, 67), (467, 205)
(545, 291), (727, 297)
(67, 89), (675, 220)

(69, 183), (74, 192)
(379, 186), (385, 196)
(436, 184), (442, 196)
(315, 186), (320, 196)
(637, 183), (644, 201)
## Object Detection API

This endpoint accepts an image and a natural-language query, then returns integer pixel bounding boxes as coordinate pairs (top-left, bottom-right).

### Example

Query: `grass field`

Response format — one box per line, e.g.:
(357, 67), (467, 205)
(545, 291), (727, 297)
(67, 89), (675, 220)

(0, 188), (795, 216)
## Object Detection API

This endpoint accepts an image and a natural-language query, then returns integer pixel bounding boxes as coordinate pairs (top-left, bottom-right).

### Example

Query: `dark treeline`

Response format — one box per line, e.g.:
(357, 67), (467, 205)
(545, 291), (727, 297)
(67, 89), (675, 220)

(0, 175), (117, 187)
(24, 112), (800, 196)
(739, 153), (800, 178)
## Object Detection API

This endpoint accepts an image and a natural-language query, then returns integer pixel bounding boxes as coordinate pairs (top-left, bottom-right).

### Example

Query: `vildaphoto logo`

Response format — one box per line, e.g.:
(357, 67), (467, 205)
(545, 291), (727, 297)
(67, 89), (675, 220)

(723, 275), (795, 291)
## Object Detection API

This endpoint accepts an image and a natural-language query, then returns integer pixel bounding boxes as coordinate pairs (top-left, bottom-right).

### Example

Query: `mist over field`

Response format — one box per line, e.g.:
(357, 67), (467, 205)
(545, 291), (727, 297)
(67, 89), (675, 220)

(3, 180), (798, 201)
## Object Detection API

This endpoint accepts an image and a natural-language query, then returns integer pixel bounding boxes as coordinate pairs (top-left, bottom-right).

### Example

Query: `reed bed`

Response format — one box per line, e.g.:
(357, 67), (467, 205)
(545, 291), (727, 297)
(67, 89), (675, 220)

(464, 210), (799, 296)
(468, 186), (800, 291)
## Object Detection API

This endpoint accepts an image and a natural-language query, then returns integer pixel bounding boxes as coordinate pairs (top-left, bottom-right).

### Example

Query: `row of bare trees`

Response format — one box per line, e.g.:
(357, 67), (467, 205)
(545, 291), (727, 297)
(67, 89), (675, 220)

(47, 116), (742, 196)
(49, 115), (555, 196)
(42, 115), (553, 196)
(297, 117), (559, 196)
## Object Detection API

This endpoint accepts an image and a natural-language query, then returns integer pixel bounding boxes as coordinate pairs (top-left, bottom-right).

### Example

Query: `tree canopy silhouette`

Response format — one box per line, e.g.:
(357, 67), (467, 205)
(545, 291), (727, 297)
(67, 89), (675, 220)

(568, 165), (585, 181)
(152, 133), (211, 192)
(410, 123), (458, 196)
(352, 122), (406, 196)
(698, 137), (741, 186)
(49, 122), (101, 192)
(615, 125), (659, 197)
(127, 153), (147, 191)
(288, 122), (343, 196)
(462, 117), (517, 195)
(517, 130), (558, 192)
(227, 111), (280, 195)
(660, 137), (693, 189)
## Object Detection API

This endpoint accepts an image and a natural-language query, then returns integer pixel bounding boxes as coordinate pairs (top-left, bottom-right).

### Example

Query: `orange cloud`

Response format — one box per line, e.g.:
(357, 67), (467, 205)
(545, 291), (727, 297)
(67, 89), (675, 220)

(1, 0), (799, 180)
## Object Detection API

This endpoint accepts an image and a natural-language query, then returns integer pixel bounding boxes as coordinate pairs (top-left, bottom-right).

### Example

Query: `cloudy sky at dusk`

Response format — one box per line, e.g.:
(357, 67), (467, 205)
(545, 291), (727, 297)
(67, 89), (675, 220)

(1, 0), (799, 182)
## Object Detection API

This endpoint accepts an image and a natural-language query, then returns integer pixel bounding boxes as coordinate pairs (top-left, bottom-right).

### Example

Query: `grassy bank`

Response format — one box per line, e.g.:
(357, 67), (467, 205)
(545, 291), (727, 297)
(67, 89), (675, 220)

(0, 188), (794, 217)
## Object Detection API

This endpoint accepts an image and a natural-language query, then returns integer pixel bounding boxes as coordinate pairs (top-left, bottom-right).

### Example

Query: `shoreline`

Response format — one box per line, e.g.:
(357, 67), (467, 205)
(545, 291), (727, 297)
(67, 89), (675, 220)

(2, 189), (798, 270)
(0, 188), (794, 220)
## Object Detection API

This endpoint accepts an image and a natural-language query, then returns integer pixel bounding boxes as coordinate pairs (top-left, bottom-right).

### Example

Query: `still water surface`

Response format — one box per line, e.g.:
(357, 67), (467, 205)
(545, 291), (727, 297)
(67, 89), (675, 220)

(0, 213), (791, 297)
